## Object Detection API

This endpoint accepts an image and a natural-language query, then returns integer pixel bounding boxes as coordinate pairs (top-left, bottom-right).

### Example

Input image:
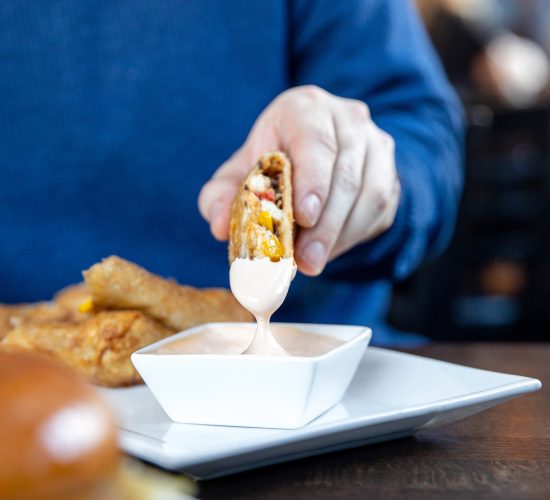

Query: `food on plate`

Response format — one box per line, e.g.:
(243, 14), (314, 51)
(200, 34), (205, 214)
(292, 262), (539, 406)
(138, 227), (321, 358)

(0, 255), (252, 386)
(2, 311), (172, 387)
(229, 151), (294, 262)
(83, 255), (253, 331)
(0, 283), (94, 342)
(0, 301), (88, 341)
(0, 351), (119, 499)
(228, 152), (297, 356)
(0, 350), (196, 499)
(0, 305), (22, 340)
(54, 282), (94, 313)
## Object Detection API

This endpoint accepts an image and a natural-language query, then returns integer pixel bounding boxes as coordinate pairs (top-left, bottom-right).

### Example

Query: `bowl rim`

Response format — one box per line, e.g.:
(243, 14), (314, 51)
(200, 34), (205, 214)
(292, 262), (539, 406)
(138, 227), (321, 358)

(131, 322), (372, 363)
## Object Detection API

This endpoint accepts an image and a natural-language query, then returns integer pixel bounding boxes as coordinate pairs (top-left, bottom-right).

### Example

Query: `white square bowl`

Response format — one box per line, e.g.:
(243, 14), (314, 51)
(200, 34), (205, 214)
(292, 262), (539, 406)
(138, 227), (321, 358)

(131, 322), (371, 429)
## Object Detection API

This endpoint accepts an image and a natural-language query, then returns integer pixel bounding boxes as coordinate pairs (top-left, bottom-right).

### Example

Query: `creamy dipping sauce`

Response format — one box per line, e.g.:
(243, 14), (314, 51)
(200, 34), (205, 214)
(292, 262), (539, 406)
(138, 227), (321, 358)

(154, 325), (344, 357)
(229, 257), (296, 355)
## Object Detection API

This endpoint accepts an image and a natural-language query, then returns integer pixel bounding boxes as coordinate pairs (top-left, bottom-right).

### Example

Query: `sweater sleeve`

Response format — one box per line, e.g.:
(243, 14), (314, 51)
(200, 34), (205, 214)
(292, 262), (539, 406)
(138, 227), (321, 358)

(289, 0), (465, 281)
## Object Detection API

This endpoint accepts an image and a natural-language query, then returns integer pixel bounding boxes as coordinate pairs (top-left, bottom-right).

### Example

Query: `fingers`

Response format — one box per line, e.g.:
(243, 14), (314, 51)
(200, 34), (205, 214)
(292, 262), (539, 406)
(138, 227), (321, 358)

(276, 91), (337, 228)
(198, 145), (256, 241)
(198, 110), (281, 240)
(330, 123), (400, 260)
(295, 100), (369, 275)
(198, 85), (400, 270)
(200, 86), (340, 242)
(198, 177), (238, 241)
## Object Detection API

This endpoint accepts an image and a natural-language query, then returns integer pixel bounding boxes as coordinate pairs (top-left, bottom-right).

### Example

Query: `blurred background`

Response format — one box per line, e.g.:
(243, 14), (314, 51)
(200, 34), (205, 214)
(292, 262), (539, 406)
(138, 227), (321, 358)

(388, 0), (550, 341)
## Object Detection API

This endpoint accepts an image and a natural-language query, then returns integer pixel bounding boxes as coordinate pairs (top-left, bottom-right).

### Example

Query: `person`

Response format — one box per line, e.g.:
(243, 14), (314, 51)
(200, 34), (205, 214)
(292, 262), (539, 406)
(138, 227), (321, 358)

(0, 0), (463, 345)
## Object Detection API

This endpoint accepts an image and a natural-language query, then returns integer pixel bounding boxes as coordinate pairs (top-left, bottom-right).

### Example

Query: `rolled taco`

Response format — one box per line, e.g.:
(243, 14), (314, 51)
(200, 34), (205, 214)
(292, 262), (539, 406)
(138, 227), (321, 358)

(229, 151), (294, 262)
(83, 256), (253, 331)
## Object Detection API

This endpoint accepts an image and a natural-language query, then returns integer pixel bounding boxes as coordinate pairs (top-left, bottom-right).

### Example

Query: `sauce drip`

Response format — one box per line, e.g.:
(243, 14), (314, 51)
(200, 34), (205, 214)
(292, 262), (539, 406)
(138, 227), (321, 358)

(229, 258), (295, 355)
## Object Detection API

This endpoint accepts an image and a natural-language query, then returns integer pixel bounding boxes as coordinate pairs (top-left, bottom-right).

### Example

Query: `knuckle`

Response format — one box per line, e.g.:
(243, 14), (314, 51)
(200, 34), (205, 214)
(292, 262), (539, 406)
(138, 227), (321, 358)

(314, 127), (338, 156)
(277, 85), (327, 107)
(371, 185), (391, 213)
(348, 99), (370, 121)
(273, 88), (298, 109)
(335, 158), (361, 196)
(299, 84), (326, 102)
(276, 88), (294, 106)
(292, 126), (337, 158)
(379, 129), (395, 150)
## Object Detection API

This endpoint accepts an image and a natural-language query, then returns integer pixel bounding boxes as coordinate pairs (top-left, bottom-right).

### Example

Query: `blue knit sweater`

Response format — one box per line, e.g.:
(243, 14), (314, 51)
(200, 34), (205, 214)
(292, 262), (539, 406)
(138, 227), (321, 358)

(0, 0), (463, 345)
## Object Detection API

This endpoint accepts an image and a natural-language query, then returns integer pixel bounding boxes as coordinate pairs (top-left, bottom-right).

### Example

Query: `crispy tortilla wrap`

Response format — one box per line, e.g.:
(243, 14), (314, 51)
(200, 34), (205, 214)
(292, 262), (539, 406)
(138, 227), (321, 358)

(229, 151), (294, 262)
(83, 256), (252, 331)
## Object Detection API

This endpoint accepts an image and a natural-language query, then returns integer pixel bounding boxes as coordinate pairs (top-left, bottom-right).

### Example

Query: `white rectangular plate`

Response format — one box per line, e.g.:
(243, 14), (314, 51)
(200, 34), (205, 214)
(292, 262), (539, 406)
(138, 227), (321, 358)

(100, 347), (541, 479)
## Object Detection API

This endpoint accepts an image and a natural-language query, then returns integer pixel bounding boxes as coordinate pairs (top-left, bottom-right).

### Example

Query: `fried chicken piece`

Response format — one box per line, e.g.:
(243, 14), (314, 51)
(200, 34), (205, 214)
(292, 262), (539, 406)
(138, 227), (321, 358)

(0, 283), (94, 340)
(229, 151), (294, 262)
(83, 256), (253, 331)
(0, 306), (22, 340)
(1, 311), (172, 387)
(0, 301), (88, 341)
(54, 282), (92, 312)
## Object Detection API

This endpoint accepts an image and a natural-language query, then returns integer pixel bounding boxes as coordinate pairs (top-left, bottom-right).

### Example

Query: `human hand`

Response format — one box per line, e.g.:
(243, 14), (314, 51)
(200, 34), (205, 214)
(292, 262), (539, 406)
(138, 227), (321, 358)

(198, 85), (400, 276)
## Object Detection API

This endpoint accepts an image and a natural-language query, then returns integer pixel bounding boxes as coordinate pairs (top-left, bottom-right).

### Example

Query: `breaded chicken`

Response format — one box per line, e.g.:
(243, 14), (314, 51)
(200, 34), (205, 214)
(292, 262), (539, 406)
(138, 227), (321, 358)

(83, 256), (252, 331)
(54, 282), (92, 312)
(0, 301), (88, 341)
(1, 310), (172, 387)
(0, 305), (22, 340)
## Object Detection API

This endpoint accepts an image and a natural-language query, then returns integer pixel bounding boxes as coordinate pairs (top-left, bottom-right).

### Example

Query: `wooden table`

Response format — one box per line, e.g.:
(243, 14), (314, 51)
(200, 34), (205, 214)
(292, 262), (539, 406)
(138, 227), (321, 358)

(199, 343), (549, 499)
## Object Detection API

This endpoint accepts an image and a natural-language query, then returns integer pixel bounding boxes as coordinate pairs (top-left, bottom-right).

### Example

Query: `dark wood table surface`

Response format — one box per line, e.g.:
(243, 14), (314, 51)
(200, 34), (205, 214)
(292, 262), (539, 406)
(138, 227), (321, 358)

(199, 343), (549, 500)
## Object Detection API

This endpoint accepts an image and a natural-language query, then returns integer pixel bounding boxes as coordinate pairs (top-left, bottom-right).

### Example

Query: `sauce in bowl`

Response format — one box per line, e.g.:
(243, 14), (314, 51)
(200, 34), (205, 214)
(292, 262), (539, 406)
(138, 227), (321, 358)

(153, 324), (344, 357)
